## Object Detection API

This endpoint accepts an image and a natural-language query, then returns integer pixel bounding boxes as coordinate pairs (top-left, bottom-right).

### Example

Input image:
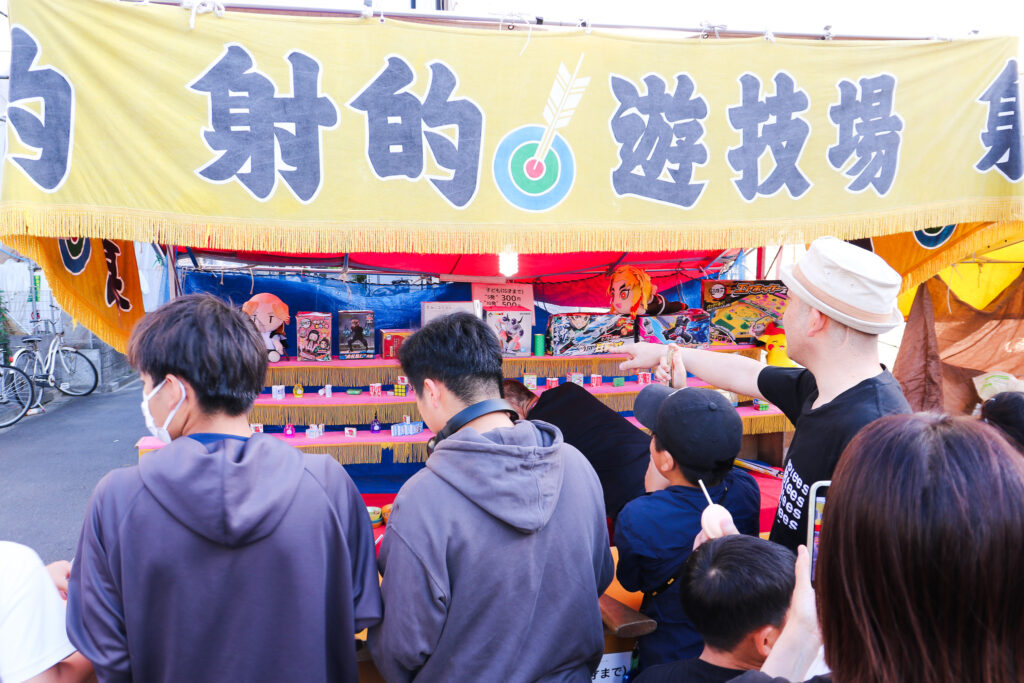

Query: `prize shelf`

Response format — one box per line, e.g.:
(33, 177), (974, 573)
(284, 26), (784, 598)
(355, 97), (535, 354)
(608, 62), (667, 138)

(263, 345), (761, 387)
(247, 376), (761, 426)
(137, 405), (789, 464)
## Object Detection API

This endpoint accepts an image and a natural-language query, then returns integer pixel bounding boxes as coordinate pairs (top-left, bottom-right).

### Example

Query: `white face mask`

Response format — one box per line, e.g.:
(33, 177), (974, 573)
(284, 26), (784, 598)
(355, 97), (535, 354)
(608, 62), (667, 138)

(141, 377), (186, 444)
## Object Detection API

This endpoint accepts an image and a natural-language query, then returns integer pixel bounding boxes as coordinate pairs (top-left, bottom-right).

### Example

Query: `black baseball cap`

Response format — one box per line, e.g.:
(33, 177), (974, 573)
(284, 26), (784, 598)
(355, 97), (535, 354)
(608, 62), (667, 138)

(633, 384), (742, 470)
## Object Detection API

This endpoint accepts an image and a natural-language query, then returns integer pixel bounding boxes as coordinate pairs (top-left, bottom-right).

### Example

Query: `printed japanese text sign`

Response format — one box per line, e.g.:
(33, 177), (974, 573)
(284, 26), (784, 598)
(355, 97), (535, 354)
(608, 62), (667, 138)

(1, 0), (1022, 255)
(472, 283), (535, 314)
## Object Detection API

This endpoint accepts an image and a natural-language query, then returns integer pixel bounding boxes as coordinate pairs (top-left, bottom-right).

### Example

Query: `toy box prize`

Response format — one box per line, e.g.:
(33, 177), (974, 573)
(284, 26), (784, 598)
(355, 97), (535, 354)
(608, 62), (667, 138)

(546, 377), (560, 389)
(523, 374), (538, 391)
(636, 310), (711, 348)
(296, 312), (332, 361)
(369, 383), (383, 397)
(637, 371), (652, 385)
(546, 313), (635, 356)
(590, 374), (602, 387)
(271, 385), (286, 400)
(337, 310), (375, 359)
(570, 373), (585, 387)
(380, 329), (413, 359)
(484, 307), (532, 357)
(702, 281), (788, 345)
(421, 301), (479, 326)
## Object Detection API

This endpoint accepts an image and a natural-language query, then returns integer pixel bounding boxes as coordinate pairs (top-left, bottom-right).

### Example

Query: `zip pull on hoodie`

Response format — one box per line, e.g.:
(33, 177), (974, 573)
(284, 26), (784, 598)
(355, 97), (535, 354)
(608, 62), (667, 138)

(138, 433), (304, 547)
(425, 419), (566, 533)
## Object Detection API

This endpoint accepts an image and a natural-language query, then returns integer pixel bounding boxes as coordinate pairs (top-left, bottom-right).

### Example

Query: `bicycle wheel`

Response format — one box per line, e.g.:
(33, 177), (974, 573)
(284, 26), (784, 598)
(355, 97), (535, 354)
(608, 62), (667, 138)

(52, 348), (98, 396)
(0, 365), (33, 428)
(10, 349), (42, 407)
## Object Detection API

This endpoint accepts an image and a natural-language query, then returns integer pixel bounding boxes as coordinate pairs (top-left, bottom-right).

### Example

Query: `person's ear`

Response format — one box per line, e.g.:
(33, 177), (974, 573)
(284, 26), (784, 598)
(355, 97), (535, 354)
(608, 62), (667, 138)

(804, 307), (829, 338)
(751, 623), (783, 659)
(422, 378), (442, 407)
(163, 374), (187, 405)
(653, 446), (676, 474)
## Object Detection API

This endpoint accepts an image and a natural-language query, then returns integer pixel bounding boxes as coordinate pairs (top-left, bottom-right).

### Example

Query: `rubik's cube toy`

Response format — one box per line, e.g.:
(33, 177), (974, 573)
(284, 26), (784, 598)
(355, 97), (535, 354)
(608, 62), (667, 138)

(394, 383), (408, 397)
(369, 383), (382, 397)
(612, 377), (625, 387)
(590, 374), (602, 387)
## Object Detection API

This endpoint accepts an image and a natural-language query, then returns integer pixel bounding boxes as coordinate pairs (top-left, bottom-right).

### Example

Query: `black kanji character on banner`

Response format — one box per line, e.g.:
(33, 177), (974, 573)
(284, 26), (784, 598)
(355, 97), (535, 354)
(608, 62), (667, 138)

(102, 240), (132, 312)
(7, 26), (74, 192)
(349, 56), (483, 208)
(727, 72), (811, 201)
(828, 74), (904, 195)
(976, 60), (1022, 182)
(189, 45), (338, 202)
(609, 73), (709, 208)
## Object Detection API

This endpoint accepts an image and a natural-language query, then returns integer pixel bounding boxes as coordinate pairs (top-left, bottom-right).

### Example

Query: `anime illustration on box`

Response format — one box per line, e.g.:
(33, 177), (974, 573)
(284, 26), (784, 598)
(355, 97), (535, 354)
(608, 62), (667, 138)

(702, 280), (788, 344)
(296, 312), (332, 361)
(546, 313), (635, 356)
(486, 310), (530, 356)
(636, 309), (711, 348)
(337, 310), (375, 359)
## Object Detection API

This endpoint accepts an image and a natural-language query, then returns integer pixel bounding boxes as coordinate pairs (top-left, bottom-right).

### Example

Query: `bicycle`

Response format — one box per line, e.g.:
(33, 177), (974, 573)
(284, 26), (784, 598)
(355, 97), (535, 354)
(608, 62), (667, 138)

(0, 363), (34, 428)
(11, 332), (99, 407)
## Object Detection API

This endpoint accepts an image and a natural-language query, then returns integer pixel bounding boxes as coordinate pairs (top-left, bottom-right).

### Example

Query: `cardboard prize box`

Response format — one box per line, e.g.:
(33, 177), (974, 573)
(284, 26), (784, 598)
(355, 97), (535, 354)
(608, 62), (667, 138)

(546, 313), (635, 356)
(636, 310), (711, 348)
(337, 310), (375, 359)
(484, 307), (532, 357)
(702, 281), (788, 344)
(380, 329), (414, 359)
(295, 312), (332, 361)
(420, 301), (478, 326)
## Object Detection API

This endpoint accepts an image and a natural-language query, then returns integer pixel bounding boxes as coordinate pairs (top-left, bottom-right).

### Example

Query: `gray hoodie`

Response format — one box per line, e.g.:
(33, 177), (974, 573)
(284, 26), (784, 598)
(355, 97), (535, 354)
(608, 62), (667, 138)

(67, 433), (381, 683)
(368, 420), (614, 682)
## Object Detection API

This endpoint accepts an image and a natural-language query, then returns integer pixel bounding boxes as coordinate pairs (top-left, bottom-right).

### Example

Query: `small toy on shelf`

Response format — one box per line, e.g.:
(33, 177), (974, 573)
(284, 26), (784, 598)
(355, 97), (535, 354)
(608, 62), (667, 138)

(242, 293), (290, 363)
(546, 377), (559, 389)
(369, 383), (383, 397)
(523, 374), (538, 391)
(283, 424), (296, 437)
(753, 398), (772, 411)
(346, 388), (363, 395)
(382, 503), (393, 524)
(305, 425), (323, 439)
(394, 383), (408, 397)
(296, 312), (332, 361)
(403, 415), (411, 424)
(590, 374), (602, 387)
(271, 385), (286, 400)
(250, 423), (264, 433)
(367, 506), (383, 528)
(344, 427), (358, 438)
(293, 384), (305, 398)
(612, 377), (625, 387)
(370, 412), (382, 434)
(381, 329), (414, 359)
(338, 310), (375, 359)
(324, 384), (333, 397)
(570, 373), (585, 387)
(637, 371), (652, 385)
(397, 375), (408, 385)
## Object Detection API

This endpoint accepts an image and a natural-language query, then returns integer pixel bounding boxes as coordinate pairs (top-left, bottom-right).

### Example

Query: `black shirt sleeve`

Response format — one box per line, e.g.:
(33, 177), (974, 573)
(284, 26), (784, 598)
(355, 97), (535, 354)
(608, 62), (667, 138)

(757, 366), (814, 425)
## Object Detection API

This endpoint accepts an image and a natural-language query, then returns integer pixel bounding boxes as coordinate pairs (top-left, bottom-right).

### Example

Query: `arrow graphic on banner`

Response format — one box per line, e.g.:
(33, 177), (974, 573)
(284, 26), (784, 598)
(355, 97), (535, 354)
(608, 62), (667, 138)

(527, 55), (590, 178)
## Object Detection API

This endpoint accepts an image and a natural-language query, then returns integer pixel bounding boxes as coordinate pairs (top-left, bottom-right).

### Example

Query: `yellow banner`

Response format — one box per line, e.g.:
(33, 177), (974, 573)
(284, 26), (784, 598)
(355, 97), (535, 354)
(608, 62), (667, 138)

(5, 235), (144, 352)
(1, 0), (1022, 255)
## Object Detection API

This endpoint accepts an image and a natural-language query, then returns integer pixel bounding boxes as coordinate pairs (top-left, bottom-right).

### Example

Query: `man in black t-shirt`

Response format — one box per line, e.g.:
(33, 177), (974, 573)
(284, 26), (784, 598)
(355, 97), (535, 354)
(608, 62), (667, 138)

(622, 237), (910, 552)
(504, 379), (648, 519)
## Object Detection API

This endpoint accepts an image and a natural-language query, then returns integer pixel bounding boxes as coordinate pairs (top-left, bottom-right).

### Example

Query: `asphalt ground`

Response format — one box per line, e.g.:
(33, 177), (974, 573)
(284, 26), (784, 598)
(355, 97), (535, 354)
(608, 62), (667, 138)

(0, 378), (145, 562)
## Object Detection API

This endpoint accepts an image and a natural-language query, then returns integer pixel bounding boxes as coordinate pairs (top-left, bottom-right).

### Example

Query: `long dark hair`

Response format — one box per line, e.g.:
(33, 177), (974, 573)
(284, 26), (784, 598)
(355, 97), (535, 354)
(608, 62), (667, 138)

(818, 413), (1024, 683)
(982, 391), (1024, 454)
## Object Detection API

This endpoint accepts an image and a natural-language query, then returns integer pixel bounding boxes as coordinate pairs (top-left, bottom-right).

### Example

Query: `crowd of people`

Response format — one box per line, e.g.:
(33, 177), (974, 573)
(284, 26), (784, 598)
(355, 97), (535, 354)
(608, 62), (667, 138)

(2, 236), (1023, 683)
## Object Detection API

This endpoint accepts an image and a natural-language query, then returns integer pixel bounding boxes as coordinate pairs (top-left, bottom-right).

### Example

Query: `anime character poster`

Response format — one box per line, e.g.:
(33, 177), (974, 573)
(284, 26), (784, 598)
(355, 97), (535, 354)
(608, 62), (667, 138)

(486, 309), (531, 356)
(296, 312), (332, 361)
(337, 310), (375, 359)
(546, 313), (635, 356)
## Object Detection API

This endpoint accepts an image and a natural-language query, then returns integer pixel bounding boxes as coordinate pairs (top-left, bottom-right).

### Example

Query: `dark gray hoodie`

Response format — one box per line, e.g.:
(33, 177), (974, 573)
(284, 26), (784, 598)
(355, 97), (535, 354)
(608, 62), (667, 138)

(67, 433), (381, 683)
(368, 420), (614, 682)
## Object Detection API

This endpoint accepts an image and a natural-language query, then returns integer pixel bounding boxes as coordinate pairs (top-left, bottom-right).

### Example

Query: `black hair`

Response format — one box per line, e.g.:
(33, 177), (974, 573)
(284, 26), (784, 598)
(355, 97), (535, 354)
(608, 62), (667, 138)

(653, 433), (732, 487)
(680, 535), (796, 651)
(127, 293), (266, 416)
(981, 391), (1024, 454)
(399, 312), (504, 405)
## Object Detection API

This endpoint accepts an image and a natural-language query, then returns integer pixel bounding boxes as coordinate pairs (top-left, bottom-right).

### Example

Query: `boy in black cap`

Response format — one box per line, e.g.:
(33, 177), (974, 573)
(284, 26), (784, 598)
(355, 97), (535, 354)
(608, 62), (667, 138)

(615, 384), (761, 671)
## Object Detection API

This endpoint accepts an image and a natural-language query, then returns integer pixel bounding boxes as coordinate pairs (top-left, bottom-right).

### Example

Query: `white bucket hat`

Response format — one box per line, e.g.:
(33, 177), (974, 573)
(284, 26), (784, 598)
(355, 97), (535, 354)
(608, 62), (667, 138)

(780, 236), (904, 334)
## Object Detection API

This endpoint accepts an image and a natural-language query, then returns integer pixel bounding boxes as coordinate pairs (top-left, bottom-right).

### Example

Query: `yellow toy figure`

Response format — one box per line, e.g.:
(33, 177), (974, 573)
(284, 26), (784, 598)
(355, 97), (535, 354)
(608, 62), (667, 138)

(607, 265), (682, 317)
(242, 293), (290, 362)
(755, 320), (796, 367)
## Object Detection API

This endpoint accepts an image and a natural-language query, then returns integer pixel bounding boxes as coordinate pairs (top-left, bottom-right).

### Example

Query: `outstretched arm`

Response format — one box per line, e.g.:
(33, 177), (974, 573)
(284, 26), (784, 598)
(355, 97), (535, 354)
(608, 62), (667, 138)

(621, 342), (766, 399)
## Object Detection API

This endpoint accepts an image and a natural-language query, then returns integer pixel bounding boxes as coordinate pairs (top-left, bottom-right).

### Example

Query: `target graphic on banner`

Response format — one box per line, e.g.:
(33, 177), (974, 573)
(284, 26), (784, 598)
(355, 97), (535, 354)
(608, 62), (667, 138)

(912, 224), (956, 249)
(59, 237), (91, 274)
(493, 56), (589, 212)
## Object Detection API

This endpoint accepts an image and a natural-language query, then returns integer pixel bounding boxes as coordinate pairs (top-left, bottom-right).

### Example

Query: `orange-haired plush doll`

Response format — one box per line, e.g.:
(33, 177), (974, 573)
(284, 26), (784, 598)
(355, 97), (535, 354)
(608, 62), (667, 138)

(242, 293), (290, 362)
(607, 265), (682, 317)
